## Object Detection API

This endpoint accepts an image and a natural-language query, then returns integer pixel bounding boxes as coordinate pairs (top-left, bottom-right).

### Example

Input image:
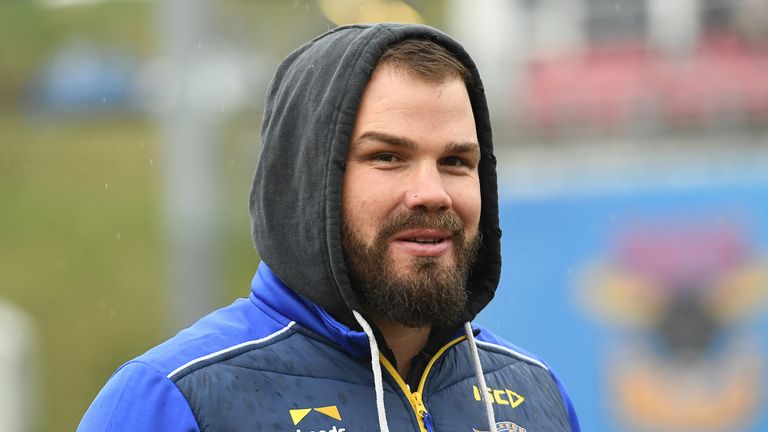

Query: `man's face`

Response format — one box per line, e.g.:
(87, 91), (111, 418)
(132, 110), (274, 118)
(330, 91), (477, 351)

(341, 65), (482, 328)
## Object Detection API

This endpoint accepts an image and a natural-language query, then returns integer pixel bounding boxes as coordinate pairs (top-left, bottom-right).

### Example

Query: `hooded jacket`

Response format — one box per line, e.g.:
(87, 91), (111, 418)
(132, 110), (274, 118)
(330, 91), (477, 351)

(78, 24), (579, 432)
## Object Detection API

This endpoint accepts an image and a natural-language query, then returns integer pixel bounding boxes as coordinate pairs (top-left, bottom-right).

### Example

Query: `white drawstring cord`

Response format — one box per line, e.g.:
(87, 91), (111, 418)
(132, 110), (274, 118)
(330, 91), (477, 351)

(464, 322), (497, 432)
(353, 310), (390, 432)
(351, 313), (495, 432)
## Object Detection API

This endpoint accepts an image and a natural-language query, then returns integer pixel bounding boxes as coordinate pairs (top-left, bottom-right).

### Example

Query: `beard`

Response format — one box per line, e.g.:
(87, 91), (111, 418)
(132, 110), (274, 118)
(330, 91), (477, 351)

(341, 210), (481, 328)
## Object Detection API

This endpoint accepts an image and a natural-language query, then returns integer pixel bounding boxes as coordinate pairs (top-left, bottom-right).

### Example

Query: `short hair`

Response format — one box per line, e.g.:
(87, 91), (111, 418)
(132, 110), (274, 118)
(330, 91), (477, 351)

(376, 38), (473, 85)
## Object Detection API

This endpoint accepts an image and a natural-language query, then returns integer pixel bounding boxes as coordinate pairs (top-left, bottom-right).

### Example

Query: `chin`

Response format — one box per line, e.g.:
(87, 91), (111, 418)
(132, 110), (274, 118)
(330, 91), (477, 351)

(398, 256), (455, 275)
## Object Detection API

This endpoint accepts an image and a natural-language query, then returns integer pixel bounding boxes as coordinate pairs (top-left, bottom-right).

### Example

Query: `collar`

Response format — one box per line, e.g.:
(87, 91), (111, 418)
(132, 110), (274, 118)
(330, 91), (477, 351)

(249, 262), (371, 358)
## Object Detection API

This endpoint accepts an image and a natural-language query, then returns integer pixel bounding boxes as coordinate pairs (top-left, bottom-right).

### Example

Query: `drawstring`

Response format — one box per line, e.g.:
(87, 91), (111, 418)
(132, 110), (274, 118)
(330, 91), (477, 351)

(353, 310), (390, 432)
(352, 312), (496, 432)
(464, 322), (498, 432)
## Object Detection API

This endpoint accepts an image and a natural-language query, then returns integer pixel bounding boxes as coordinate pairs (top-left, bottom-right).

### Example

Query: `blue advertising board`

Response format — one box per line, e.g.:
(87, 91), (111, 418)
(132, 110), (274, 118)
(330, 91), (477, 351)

(479, 181), (768, 431)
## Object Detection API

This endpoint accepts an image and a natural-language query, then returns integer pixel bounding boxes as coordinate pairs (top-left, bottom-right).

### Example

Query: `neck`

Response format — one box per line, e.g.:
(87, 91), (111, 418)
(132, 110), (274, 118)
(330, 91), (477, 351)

(375, 319), (431, 378)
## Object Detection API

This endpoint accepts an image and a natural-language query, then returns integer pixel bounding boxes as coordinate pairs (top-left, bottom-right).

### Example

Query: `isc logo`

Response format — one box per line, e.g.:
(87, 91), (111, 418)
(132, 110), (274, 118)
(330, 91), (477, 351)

(472, 385), (525, 408)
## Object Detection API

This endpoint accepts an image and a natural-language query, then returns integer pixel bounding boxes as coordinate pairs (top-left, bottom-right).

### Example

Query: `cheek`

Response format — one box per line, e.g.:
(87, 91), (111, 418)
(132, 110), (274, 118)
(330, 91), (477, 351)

(341, 168), (391, 239)
(342, 202), (388, 249)
(452, 179), (482, 232)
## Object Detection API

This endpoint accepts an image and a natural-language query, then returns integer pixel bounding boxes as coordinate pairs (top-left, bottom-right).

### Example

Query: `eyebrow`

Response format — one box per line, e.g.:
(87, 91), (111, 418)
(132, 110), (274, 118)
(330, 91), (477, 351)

(355, 131), (416, 149)
(445, 141), (481, 156)
(355, 131), (480, 156)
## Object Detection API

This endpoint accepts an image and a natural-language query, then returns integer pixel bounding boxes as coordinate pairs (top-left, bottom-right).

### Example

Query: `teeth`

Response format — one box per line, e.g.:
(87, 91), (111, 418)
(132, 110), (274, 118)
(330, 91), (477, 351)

(409, 238), (442, 244)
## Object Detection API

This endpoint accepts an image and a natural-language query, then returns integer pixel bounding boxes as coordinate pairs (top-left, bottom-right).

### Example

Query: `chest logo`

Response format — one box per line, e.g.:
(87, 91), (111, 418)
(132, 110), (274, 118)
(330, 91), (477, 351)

(472, 385), (525, 408)
(473, 421), (527, 432)
(289, 405), (342, 425)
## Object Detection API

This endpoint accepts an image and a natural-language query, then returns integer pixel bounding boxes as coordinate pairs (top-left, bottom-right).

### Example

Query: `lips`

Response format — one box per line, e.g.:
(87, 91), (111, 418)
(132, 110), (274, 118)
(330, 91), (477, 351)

(392, 229), (453, 257)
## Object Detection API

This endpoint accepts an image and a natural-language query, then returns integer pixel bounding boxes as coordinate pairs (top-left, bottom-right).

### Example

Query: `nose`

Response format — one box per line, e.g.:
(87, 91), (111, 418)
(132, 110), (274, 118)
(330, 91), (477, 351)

(404, 165), (452, 213)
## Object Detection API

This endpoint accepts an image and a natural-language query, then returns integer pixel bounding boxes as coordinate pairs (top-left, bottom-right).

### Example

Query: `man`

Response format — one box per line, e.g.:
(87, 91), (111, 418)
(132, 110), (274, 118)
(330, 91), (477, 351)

(79, 23), (579, 432)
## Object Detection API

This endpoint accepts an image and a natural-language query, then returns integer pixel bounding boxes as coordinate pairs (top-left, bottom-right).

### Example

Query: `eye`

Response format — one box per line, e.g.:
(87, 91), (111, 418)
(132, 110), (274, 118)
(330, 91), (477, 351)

(372, 153), (401, 163)
(441, 156), (470, 167)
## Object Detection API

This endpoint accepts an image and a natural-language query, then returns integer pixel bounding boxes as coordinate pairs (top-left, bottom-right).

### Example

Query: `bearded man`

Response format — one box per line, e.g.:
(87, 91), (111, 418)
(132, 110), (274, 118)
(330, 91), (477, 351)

(79, 23), (579, 432)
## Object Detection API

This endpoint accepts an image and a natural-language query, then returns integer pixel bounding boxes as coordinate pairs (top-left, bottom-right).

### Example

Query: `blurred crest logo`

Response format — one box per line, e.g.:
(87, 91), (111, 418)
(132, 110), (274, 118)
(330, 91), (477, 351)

(579, 218), (767, 430)
(472, 421), (526, 432)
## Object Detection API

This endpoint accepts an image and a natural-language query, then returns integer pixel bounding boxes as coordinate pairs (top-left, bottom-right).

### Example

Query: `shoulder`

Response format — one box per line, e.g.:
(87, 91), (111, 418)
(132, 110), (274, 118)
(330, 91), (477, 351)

(78, 298), (298, 432)
(473, 325), (551, 371)
(472, 325), (582, 432)
(136, 297), (295, 378)
(78, 361), (198, 431)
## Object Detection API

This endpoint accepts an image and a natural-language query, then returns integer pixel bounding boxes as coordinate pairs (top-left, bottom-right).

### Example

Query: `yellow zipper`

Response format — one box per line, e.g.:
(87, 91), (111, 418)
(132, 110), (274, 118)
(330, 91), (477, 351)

(379, 335), (467, 431)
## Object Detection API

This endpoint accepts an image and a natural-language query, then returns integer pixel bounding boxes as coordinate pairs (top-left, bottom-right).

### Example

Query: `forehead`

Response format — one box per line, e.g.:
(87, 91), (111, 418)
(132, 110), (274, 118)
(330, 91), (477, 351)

(362, 63), (465, 97)
(351, 66), (477, 144)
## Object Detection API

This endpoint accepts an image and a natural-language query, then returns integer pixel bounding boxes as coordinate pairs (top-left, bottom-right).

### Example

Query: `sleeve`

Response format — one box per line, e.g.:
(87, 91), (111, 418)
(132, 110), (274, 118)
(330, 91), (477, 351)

(549, 368), (581, 432)
(77, 361), (200, 432)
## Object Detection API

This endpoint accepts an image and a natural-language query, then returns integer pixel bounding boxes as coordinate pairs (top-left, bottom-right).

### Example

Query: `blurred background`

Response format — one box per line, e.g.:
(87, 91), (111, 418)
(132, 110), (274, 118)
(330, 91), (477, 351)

(1, 0), (767, 431)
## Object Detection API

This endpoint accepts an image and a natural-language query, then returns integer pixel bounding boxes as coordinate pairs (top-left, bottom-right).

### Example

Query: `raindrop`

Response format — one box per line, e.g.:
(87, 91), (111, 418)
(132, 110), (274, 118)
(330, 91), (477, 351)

(198, 41), (202, 49)
(116, 232), (121, 240)
(105, 183), (109, 189)
(304, 4), (309, 11)
(149, 158), (154, 167)
(102, 97), (107, 104)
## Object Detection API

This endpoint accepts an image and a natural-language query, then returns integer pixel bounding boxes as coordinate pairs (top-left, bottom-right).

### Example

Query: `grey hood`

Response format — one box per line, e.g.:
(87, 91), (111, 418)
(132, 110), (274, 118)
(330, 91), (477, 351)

(249, 23), (501, 329)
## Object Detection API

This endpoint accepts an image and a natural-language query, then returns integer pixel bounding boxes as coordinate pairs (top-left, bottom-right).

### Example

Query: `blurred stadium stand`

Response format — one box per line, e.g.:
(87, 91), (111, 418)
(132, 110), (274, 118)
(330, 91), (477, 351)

(465, 1), (768, 431)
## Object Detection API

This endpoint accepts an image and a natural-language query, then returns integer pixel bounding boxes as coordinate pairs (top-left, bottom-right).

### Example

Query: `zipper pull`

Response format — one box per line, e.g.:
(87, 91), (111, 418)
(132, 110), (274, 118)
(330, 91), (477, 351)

(411, 392), (435, 432)
(422, 411), (435, 432)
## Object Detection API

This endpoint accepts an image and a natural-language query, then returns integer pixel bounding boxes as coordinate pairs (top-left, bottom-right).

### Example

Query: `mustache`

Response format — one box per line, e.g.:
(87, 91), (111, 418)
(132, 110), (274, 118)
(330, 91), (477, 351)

(376, 210), (464, 241)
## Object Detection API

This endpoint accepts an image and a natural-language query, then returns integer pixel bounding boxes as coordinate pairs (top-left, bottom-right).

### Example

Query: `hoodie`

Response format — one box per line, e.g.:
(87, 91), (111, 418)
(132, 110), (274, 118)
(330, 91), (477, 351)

(78, 23), (579, 432)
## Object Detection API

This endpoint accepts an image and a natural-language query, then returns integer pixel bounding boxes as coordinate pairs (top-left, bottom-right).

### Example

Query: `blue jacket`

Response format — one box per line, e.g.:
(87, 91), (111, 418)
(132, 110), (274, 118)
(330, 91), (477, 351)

(79, 264), (579, 431)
